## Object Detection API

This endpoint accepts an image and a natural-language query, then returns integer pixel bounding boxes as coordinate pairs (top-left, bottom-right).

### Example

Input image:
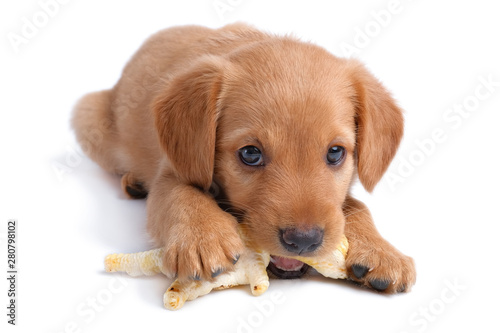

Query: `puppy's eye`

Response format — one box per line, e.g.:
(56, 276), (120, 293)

(238, 146), (264, 166)
(327, 146), (346, 165)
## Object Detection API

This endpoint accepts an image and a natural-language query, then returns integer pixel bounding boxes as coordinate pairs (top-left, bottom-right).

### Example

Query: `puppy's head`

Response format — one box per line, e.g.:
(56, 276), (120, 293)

(154, 39), (403, 277)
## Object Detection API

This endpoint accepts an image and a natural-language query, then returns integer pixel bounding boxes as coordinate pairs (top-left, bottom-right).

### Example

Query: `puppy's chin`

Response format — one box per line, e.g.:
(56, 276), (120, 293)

(219, 200), (341, 280)
(267, 255), (310, 279)
(238, 223), (315, 279)
(245, 233), (312, 279)
(246, 224), (345, 280)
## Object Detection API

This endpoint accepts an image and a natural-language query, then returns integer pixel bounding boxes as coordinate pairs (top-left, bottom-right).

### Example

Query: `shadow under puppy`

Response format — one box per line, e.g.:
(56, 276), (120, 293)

(73, 23), (416, 293)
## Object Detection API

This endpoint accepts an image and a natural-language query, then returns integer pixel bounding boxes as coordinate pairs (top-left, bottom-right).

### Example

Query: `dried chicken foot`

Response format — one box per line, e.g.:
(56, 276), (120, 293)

(105, 236), (348, 310)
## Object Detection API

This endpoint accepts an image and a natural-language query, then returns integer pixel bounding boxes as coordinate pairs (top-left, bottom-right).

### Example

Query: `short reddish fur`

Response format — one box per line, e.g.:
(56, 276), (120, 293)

(72, 23), (415, 292)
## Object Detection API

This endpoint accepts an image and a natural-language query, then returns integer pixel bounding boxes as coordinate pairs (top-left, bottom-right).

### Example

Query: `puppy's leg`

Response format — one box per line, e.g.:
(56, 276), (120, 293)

(147, 170), (244, 282)
(121, 173), (148, 199)
(343, 196), (416, 293)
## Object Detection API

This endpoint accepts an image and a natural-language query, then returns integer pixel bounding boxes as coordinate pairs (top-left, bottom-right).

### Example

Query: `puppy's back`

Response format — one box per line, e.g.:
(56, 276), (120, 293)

(72, 24), (269, 186)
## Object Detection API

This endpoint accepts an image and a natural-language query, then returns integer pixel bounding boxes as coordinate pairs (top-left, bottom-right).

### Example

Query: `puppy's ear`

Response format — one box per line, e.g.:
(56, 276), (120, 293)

(154, 56), (228, 191)
(349, 60), (404, 192)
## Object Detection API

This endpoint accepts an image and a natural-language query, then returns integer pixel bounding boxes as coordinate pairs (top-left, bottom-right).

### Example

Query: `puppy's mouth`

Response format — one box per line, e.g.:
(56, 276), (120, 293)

(267, 255), (309, 279)
(219, 201), (311, 279)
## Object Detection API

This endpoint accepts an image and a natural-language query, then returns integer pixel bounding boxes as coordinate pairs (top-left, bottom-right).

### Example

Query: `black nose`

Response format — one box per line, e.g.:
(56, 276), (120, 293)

(279, 227), (324, 255)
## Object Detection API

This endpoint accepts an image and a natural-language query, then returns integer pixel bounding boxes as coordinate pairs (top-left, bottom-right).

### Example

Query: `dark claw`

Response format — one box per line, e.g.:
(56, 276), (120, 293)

(351, 264), (369, 279)
(370, 279), (390, 291)
(191, 274), (201, 281)
(211, 268), (224, 278)
(125, 184), (148, 199)
(232, 254), (240, 265)
(398, 284), (406, 293)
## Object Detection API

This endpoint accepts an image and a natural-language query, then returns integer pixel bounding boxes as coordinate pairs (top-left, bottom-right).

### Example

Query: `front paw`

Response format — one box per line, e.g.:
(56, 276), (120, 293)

(161, 215), (244, 282)
(346, 239), (416, 293)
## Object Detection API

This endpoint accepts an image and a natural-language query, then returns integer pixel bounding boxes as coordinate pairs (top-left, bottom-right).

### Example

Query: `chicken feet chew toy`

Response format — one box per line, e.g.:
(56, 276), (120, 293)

(105, 227), (348, 310)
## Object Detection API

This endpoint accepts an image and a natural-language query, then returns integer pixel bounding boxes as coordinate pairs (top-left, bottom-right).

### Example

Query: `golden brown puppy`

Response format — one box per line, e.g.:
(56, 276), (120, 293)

(73, 23), (415, 293)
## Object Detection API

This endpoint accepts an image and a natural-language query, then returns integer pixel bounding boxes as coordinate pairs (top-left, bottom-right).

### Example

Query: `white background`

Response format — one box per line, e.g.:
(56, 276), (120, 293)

(1, 0), (500, 332)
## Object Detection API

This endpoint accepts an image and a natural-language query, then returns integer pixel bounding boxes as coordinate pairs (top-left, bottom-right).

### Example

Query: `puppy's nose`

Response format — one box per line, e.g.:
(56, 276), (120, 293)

(279, 227), (324, 255)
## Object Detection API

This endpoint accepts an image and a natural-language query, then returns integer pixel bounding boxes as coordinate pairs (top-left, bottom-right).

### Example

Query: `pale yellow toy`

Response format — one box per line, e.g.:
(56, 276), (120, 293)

(105, 227), (348, 310)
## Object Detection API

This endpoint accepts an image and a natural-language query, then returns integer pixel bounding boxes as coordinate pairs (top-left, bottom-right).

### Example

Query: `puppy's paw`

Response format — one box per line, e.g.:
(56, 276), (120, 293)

(161, 215), (244, 282)
(346, 238), (416, 293)
(121, 173), (148, 199)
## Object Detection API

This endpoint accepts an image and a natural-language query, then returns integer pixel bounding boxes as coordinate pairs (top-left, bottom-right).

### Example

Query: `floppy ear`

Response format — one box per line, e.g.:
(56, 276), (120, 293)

(153, 56), (228, 191)
(349, 60), (404, 192)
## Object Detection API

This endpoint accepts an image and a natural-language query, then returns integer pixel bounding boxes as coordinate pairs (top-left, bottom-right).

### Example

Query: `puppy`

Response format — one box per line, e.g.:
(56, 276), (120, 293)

(73, 23), (416, 292)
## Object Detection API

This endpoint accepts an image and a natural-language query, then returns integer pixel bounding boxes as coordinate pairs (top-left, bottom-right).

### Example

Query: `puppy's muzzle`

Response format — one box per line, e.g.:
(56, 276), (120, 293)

(267, 227), (324, 279)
